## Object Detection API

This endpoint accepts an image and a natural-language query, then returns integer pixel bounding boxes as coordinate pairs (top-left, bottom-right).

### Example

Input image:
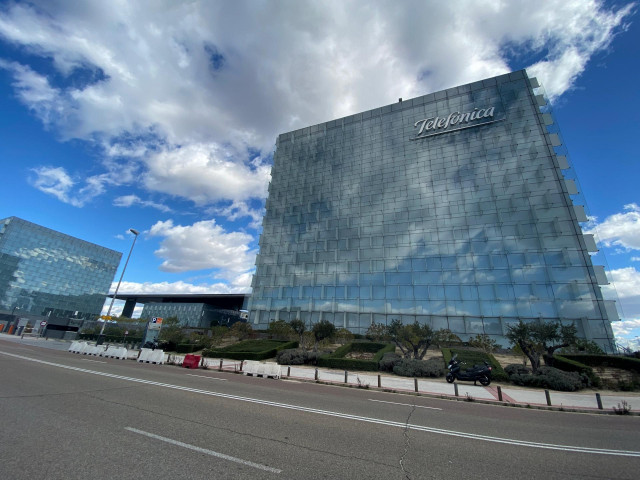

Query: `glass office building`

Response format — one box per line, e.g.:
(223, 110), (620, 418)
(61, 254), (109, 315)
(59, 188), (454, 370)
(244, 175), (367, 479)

(141, 302), (245, 328)
(247, 70), (617, 351)
(0, 217), (122, 319)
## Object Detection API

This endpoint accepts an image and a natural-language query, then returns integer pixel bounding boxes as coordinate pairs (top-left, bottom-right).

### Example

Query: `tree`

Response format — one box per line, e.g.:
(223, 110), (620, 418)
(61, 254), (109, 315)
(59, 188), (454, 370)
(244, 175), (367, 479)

(289, 319), (307, 349)
(267, 320), (294, 339)
(388, 320), (434, 360)
(312, 320), (336, 351)
(365, 322), (390, 342)
(229, 321), (252, 340)
(335, 328), (354, 345)
(432, 329), (462, 348)
(505, 320), (578, 372)
(468, 334), (498, 354)
(158, 316), (185, 345)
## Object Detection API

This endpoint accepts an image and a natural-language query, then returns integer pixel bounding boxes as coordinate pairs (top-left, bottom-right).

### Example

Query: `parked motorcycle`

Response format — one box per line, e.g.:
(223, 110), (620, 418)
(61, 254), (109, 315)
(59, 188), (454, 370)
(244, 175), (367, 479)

(446, 354), (492, 386)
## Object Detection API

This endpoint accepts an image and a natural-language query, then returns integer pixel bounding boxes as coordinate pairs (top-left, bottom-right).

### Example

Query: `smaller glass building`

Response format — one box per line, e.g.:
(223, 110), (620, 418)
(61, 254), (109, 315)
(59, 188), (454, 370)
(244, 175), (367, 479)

(0, 217), (122, 319)
(140, 302), (245, 328)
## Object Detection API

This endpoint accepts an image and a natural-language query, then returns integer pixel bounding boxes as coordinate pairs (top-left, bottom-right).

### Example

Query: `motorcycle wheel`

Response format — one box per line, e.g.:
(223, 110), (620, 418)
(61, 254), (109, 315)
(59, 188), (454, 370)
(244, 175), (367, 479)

(479, 375), (491, 386)
(446, 373), (455, 383)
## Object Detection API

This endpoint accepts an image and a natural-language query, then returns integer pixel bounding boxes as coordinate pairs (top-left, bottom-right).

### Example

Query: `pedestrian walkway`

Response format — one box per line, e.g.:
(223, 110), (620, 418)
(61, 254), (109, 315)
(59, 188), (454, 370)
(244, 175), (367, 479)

(1, 333), (637, 414)
(277, 363), (638, 413)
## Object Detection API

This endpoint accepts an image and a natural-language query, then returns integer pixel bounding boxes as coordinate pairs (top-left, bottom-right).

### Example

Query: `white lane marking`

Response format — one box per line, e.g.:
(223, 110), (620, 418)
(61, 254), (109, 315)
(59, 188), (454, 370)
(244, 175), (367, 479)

(82, 359), (107, 364)
(368, 399), (442, 410)
(186, 374), (227, 381)
(125, 427), (281, 474)
(2, 350), (639, 458)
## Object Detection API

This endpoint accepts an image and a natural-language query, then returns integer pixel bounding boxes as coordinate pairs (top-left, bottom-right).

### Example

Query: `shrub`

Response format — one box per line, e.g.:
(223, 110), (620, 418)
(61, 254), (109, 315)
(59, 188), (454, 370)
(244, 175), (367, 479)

(509, 366), (587, 391)
(558, 354), (640, 374)
(504, 364), (531, 376)
(393, 357), (445, 378)
(318, 342), (395, 371)
(176, 343), (199, 354)
(276, 349), (322, 365)
(553, 355), (602, 388)
(379, 352), (402, 372)
(203, 339), (297, 360)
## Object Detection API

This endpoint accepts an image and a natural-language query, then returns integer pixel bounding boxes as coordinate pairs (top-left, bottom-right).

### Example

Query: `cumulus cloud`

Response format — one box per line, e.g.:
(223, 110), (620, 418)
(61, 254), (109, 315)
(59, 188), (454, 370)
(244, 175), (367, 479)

(584, 204), (640, 251)
(147, 219), (256, 277)
(0, 0), (634, 213)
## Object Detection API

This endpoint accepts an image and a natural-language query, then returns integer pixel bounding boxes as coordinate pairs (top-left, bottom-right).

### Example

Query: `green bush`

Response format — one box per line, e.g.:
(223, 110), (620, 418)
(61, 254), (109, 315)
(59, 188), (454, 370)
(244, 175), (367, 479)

(509, 366), (588, 391)
(442, 347), (508, 381)
(378, 352), (402, 372)
(176, 344), (200, 354)
(203, 340), (297, 361)
(553, 355), (601, 388)
(393, 358), (445, 377)
(276, 349), (323, 365)
(317, 342), (395, 372)
(504, 364), (531, 376)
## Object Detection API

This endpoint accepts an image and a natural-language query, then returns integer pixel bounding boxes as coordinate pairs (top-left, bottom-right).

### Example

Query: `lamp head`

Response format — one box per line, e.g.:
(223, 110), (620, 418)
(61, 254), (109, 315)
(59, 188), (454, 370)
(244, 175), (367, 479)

(129, 228), (139, 235)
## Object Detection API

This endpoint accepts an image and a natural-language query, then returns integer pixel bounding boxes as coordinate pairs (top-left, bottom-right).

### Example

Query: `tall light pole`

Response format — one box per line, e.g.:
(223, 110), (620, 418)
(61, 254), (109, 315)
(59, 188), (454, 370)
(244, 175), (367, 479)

(99, 228), (139, 339)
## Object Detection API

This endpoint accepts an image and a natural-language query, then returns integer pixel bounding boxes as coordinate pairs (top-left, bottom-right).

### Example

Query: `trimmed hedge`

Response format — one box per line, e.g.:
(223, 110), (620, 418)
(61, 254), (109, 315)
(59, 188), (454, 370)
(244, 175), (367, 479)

(317, 342), (395, 371)
(442, 347), (508, 381)
(176, 343), (200, 354)
(553, 355), (601, 388)
(558, 354), (640, 374)
(203, 340), (298, 361)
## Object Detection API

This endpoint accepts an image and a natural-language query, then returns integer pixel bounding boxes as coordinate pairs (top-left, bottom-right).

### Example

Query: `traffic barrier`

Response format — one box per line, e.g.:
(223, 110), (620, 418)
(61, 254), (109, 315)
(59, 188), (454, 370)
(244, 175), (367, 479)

(243, 361), (281, 379)
(138, 348), (165, 364)
(69, 341), (89, 354)
(101, 346), (128, 359)
(85, 345), (107, 356)
(183, 354), (201, 369)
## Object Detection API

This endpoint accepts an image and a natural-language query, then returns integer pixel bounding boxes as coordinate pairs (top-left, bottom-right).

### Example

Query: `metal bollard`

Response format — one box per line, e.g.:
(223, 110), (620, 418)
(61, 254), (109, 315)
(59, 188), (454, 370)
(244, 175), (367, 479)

(454, 382), (459, 397)
(545, 389), (552, 406)
(345, 371), (348, 384)
(378, 374), (381, 388)
(414, 378), (418, 392)
(315, 368), (318, 381)
(239, 361), (243, 372)
(497, 385), (503, 401)
(596, 393), (603, 410)
(287, 366), (291, 377)
(219, 359), (223, 371)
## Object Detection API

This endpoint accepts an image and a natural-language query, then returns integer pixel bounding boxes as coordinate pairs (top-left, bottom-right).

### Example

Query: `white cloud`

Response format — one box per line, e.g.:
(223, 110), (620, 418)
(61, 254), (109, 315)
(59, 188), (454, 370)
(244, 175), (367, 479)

(147, 219), (256, 277)
(143, 143), (271, 205)
(113, 194), (171, 213)
(584, 204), (640, 251)
(0, 0), (633, 212)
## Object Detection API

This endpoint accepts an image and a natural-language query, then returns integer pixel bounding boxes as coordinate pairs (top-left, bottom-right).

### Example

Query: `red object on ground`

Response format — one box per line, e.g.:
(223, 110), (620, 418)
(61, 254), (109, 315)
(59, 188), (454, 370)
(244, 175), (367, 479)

(183, 354), (201, 369)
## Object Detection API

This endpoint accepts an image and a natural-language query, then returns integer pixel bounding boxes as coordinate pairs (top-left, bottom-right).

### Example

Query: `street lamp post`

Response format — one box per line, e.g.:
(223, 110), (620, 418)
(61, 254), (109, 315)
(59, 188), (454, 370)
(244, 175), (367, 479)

(99, 228), (139, 341)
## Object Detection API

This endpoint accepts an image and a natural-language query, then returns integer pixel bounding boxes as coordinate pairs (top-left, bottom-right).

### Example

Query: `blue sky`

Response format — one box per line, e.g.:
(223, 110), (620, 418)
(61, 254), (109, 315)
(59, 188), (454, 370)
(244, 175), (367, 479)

(0, 1), (639, 349)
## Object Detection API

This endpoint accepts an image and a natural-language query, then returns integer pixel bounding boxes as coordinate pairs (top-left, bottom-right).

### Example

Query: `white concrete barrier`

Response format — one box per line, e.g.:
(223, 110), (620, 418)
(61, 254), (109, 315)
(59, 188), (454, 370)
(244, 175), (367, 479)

(69, 341), (88, 354)
(243, 361), (281, 378)
(102, 346), (128, 359)
(138, 348), (165, 364)
(85, 345), (107, 356)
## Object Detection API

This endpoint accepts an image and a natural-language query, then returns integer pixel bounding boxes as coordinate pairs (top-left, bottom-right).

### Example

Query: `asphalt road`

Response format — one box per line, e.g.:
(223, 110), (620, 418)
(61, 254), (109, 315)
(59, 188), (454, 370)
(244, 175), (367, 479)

(1, 340), (639, 480)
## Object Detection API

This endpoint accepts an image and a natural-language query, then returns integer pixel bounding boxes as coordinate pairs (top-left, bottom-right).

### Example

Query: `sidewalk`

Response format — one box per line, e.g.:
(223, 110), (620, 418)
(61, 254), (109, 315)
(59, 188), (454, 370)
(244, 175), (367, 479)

(2, 333), (637, 414)
(275, 363), (639, 413)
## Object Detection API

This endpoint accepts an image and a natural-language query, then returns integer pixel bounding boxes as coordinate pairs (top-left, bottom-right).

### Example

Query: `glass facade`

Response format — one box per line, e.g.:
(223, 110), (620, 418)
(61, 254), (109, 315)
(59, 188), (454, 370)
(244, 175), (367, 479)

(247, 70), (617, 351)
(141, 302), (244, 328)
(0, 217), (122, 319)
